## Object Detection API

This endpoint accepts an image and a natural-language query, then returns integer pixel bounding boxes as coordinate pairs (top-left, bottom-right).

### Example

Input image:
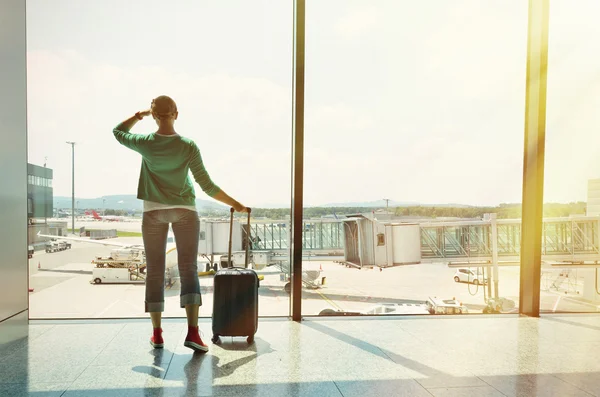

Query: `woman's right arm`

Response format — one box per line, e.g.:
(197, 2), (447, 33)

(212, 190), (248, 213)
(189, 143), (248, 212)
(113, 110), (152, 152)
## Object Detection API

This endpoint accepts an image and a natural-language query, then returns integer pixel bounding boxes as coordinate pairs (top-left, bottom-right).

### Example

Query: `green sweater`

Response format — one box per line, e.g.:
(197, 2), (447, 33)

(113, 127), (221, 206)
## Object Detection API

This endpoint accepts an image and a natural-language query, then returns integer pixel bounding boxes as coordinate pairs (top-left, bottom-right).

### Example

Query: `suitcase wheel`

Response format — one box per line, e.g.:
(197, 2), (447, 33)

(211, 335), (221, 344)
(247, 335), (254, 344)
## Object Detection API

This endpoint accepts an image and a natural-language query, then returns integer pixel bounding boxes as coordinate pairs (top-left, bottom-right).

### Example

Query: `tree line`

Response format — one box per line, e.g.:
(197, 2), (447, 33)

(242, 202), (587, 220)
(104, 202), (587, 220)
(392, 202), (587, 219)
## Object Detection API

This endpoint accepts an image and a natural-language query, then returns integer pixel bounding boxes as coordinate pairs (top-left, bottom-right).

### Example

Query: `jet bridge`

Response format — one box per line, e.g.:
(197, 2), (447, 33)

(230, 215), (600, 264)
(424, 215), (600, 308)
(197, 214), (600, 308)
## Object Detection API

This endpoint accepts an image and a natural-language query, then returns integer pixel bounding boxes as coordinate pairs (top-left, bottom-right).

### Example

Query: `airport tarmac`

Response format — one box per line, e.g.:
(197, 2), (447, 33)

(28, 236), (599, 319)
(74, 219), (144, 233)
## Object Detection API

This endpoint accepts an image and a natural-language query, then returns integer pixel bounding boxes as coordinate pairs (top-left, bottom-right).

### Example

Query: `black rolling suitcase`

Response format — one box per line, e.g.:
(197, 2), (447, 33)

(211, 208), (258, 344)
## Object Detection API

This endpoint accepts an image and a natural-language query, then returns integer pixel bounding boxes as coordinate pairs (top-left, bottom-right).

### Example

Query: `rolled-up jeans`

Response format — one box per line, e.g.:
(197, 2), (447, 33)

(142, 208), (201, 312)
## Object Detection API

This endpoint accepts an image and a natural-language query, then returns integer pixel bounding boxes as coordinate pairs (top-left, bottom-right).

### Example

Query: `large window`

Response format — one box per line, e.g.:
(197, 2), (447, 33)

(27, 0), (293, 319)
(26, 0), (588, 319)
(542, 0), (600, 312)
(302, 0), (528, 316)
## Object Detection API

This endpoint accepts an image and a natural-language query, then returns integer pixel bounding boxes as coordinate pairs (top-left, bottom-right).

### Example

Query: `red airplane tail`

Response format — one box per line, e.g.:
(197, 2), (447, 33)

(91, 210), (102, 220)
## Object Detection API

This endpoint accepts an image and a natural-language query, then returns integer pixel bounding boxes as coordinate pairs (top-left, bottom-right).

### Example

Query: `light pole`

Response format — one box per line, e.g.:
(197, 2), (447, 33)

(44, 156), (48, 223)
(66, 141), (76, 233)
(103, 198), (106, 216)
(382, 198), (390, 214)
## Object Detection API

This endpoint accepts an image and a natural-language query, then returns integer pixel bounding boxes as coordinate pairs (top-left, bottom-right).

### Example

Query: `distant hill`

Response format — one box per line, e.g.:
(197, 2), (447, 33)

(53, 195), (227, 211)
(53, 195), (475, 211)
(318, 200), (472, 208)
(234, 200), (470, 209)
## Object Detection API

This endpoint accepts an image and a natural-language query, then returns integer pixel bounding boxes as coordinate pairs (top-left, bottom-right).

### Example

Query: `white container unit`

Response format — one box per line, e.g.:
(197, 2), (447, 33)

(230, 250), (271, 269)
(212, 221), (242, 254)
(232, 251), (250, 267)
(342, 217), (421, 268)
(253, 251), (271, 270)
(384, 223), (421, 266)
(199, 220), (242, 256)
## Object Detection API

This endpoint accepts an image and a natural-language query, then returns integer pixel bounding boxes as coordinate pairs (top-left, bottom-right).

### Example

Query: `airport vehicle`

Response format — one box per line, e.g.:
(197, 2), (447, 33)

(453, 268), (487, 285)
(104, 248), (145, 262)
(280, 268), (324, 294)
(45, 242), (61, 253)
(317, 299), (455, 316)
(28, 245), (34, 258)
(37, 231), (180, 285)
(92, 268), (138, 284)
(45, 241), (71, 253)
(482, 297), (516, 314)
(426, 296), (467, 314)
(92, 251), (147, 284)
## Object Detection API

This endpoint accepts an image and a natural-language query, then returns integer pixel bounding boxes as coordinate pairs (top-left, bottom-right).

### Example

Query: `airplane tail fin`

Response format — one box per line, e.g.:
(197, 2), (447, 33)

(91, 210), (102, 220)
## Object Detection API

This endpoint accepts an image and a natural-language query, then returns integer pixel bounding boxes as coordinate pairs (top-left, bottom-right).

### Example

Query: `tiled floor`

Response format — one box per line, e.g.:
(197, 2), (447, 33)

(0, 315), (599, 396)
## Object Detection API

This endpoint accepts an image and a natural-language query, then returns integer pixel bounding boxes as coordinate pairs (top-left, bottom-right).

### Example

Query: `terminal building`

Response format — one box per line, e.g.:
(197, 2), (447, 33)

(587, 178), (600, 216)
(27, 162), (53, 221)
(26, 163), (67, 249)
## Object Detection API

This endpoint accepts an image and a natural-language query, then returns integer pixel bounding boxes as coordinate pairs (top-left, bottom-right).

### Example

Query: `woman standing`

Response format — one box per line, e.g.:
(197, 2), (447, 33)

(113, 95), (248, 352)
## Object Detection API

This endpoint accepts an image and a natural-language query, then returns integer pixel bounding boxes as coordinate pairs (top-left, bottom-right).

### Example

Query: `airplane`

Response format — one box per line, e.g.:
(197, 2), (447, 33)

(78, 211), (99, 221)
(91, 210), (126, 222)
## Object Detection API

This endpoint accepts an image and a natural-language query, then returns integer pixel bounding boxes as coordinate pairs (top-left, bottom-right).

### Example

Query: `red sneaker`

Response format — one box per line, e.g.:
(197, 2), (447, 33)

(150, 328), (164, 349)
(184, 326), (209, 352)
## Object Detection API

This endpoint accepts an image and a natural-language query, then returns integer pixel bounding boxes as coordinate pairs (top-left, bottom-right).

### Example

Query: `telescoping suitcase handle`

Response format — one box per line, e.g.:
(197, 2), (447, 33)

(227, 207), (252, 269)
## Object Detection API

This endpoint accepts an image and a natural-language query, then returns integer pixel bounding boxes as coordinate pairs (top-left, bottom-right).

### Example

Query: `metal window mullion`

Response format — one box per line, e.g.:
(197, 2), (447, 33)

(519, 0), (549, 317)
(290, 0), (305, 322)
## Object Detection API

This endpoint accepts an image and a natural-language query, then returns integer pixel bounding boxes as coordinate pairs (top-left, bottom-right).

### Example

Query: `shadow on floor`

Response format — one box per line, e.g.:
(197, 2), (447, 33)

(303, 320), (446, 378)
(543, 315), (600, 332)
(6, 372), (599, 397)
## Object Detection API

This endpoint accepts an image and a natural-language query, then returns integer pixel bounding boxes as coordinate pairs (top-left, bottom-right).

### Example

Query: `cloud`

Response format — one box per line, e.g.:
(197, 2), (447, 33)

(26, 49), (292, 204)
(26, 1), (600, 207)
(305, 103), (373, 152)
(334, 6), (381, 38)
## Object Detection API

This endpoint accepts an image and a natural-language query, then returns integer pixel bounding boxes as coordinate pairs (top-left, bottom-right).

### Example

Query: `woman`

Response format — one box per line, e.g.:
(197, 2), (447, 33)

(113, 95), (247, 352)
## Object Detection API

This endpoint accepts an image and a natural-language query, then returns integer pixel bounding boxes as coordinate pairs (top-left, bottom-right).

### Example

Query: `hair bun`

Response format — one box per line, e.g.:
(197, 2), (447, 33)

(151, 95), (177, 116)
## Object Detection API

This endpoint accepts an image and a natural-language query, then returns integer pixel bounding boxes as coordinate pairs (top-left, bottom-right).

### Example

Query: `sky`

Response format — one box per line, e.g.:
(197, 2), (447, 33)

(26, 0), (600, 208)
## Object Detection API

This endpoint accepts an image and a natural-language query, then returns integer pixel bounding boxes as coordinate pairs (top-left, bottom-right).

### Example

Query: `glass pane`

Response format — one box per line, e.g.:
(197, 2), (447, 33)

(542, 0), (600, 313)
(27, 0), (293, 319)
(304, 0), (527, 316)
